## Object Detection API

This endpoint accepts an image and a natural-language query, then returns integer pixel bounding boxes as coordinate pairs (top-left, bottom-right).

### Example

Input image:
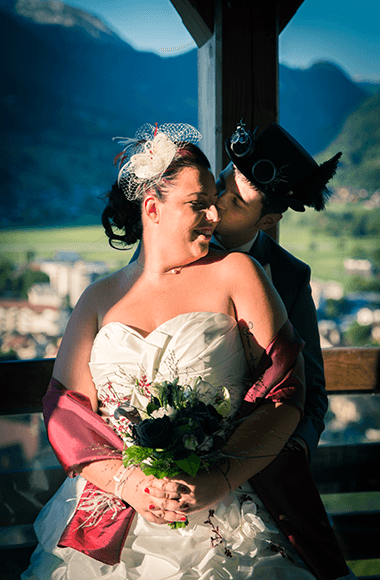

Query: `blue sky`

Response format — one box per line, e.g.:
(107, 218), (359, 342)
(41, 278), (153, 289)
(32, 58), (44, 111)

(67, 0), (379, 82)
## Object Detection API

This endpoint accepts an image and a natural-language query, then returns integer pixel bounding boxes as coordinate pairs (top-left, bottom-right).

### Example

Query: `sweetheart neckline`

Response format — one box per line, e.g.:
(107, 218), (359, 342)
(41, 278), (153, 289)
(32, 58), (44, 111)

(97, 311), (237, 341)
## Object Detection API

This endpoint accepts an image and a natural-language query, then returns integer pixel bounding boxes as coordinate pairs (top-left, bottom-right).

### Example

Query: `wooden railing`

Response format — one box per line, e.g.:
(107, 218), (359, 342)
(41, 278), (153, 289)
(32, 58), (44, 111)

(0, 348), (379, 579)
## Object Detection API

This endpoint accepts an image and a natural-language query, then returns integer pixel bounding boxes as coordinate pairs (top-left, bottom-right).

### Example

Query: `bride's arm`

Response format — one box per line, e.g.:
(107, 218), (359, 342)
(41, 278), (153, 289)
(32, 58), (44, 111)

(46, 279), (185, 525)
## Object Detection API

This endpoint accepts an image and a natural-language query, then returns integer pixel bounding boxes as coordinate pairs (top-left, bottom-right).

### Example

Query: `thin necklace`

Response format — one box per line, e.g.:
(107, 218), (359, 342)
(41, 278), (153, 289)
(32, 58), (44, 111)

(135, 259), (183, 275)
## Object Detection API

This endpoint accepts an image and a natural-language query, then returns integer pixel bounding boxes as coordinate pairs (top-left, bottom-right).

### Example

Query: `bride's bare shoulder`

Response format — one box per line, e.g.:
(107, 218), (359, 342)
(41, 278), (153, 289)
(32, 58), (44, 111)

(206, 250), (264, 279)
(76, 266), (128, 305)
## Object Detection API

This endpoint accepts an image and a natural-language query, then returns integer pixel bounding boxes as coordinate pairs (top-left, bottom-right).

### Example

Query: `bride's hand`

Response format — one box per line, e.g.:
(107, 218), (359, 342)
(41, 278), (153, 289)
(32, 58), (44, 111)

(121, 468), (188, 525)
(147, 467), (231, 517)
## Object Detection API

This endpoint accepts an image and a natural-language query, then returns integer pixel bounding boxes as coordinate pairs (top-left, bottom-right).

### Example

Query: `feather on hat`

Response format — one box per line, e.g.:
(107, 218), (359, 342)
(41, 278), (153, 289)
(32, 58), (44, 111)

(226, 122), (342, 212)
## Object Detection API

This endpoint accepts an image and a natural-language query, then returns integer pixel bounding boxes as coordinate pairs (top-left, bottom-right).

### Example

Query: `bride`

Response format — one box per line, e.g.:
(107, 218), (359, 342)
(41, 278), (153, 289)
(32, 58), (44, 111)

(23, 123), (325, 579)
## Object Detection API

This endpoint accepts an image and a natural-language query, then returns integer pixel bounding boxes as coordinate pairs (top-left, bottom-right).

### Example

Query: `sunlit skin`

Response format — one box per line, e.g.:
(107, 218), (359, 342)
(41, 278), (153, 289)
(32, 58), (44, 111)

(215, 163), (282, 248)
(53, 164), (299, 526)
(138, 165), (220, 273)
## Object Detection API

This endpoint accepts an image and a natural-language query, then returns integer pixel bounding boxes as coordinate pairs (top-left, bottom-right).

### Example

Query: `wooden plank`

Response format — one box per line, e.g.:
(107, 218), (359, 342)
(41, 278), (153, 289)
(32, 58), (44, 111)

(0, 467), (65, 526)
(0, 358), (54, 414)
(312, 443), (380, 494)
(0, 348), (379, 414)
(332, 512), (380, 561)
(323, 348), (380, 392)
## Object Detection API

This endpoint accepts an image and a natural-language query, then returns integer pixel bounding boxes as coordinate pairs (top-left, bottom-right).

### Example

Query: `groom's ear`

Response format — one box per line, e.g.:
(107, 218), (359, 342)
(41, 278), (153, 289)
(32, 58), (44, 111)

(257, 212), (283, 232)
(144, 195), (160, 223)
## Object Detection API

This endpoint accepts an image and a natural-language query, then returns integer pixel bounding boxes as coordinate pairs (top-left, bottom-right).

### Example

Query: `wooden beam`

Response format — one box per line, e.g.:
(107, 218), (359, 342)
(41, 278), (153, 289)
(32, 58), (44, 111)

(279, 0), (305, 33)
(198, 0), (279, 187)
(170, 0), (304, 43)
(170, 0), (214, 47)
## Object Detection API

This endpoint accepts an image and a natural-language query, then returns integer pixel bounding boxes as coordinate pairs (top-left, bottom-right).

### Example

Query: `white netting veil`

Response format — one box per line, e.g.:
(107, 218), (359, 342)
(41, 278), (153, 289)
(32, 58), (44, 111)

(113, 123), (202, 201)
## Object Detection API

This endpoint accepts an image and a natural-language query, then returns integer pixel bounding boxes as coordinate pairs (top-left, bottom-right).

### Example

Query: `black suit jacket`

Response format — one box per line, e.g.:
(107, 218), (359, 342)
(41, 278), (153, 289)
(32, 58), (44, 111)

(247, 233), (349, 580)
(249, 231), (327, 460)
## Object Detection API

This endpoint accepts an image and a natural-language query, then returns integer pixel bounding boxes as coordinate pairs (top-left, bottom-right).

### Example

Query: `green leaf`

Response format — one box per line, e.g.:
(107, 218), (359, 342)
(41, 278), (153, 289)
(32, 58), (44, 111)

(142, 463), (182, 479)
(146, 402), (159, 415)
(122, 445), (153, 468)
(174, 453), (201, 477)
(142, 466), (168, 479)
(168, 519), (188, 529)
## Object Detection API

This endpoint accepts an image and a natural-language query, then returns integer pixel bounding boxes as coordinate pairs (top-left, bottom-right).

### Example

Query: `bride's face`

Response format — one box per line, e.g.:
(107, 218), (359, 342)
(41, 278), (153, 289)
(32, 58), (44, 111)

(157, 165), (219, 261)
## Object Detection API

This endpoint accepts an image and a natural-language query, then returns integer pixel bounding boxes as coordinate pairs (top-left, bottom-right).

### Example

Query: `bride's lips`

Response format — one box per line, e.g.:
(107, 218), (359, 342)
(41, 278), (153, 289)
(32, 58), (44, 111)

(194, 228), (214, 240)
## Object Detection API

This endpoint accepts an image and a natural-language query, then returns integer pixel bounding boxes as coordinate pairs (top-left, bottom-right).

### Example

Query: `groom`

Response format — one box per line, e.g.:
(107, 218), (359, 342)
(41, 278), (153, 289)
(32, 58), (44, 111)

(213, 122), (350, 580)
(213, 121), (342, 462)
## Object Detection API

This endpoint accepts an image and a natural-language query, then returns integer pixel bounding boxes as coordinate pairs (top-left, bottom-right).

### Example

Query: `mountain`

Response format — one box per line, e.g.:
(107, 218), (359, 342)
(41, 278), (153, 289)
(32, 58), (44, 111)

(0, 0), (378, 228)
(279, 61), (369, 155)
(358, 80), (380, 95)
(316, 90), (380, 192)
(0, 0), (197, 227)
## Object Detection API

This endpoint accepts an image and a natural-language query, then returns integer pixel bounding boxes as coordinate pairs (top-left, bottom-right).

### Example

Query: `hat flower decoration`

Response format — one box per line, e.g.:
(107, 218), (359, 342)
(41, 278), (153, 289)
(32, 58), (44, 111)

(114, 123), (202, 200)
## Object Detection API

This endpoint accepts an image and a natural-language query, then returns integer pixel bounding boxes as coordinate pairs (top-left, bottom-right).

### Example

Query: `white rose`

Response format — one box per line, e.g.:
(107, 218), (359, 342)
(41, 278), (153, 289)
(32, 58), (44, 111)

(151, 406), (177, 420)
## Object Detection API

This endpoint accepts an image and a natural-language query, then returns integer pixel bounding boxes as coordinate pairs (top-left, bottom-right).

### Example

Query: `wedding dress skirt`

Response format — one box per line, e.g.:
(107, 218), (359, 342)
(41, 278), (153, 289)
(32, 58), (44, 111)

(22, 312), (316, 579)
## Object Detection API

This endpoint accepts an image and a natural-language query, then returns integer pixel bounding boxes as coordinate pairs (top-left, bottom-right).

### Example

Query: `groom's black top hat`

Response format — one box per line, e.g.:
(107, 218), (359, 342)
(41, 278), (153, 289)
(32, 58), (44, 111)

(225, 121), (342, 212)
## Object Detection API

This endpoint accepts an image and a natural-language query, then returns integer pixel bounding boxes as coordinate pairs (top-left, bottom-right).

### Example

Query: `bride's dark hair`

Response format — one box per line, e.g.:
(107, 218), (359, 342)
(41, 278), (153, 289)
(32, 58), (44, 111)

(101, 143), (211, 249)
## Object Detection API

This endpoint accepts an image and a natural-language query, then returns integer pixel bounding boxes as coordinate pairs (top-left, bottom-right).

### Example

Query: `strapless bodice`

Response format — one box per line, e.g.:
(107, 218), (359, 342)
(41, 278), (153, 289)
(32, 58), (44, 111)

(89, 311), (250, 438)
(23, 312), (317, 580)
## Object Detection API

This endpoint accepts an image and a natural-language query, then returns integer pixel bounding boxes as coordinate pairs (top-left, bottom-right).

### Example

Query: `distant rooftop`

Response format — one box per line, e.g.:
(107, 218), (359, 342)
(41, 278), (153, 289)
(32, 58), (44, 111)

(53, 251), (82, 262)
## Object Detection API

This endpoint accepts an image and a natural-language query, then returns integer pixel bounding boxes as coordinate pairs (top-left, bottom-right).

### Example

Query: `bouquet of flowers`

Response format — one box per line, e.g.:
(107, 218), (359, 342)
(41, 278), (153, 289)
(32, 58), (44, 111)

(113, 375), (233, 526)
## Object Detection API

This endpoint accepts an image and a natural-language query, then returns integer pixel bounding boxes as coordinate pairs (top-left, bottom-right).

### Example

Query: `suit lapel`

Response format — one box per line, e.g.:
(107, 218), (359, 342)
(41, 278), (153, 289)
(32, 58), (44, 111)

(249, 231), (278, 283)
(249, 231), (274, 266)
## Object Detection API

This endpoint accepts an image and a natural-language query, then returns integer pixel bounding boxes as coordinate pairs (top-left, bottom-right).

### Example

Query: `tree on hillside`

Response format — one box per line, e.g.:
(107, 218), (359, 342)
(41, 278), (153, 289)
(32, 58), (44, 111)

(0, 259), (50, 299)
(0, 259), (16, 297)
(14, 269), (50, 300)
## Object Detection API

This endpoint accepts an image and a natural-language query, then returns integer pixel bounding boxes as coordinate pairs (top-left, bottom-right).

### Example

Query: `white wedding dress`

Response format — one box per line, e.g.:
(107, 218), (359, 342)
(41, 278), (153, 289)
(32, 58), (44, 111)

(22, 311), (316, 580)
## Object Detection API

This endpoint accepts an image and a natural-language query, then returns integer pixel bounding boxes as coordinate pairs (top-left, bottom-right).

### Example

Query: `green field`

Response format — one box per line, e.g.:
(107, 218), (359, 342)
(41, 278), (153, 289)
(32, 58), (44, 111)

(278, 204), (379, 289)
(0, 204), (378, 289)
(0, 225), (137, 271)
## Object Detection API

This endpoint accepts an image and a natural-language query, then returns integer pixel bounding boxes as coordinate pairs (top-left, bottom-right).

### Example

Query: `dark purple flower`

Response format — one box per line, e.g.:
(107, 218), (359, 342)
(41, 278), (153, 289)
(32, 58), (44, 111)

(133, 416), (174, 449)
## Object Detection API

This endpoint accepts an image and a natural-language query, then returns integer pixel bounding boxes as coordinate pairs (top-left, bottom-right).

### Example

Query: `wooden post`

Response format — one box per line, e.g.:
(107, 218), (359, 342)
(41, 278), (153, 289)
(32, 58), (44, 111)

(171, 0), (305, 243)
(198, 0), (280, 240)
(197, 0), (222, 177)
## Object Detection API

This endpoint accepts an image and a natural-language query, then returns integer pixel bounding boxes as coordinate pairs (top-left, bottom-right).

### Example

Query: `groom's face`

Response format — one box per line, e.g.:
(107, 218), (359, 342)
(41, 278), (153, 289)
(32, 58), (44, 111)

(215, 163), (264, 247)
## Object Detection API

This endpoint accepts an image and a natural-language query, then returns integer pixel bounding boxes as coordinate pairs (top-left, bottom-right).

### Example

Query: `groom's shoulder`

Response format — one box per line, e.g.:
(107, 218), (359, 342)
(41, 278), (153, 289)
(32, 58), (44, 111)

(256, 232), (310, 276)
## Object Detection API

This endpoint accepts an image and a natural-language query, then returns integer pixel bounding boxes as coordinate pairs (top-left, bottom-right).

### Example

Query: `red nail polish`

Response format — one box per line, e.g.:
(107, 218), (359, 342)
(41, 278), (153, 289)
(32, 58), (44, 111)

(144, 487), (150, 494)
(149, 504), (155, 510)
